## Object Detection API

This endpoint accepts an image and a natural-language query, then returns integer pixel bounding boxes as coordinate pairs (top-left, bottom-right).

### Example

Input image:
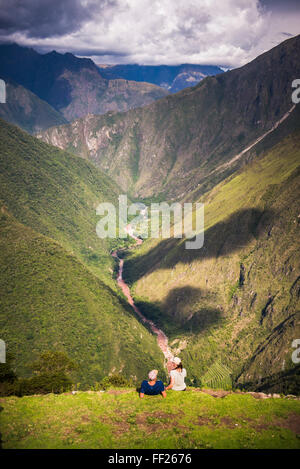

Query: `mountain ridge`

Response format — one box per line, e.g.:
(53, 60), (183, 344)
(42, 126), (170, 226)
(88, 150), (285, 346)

(0, 43), (168, 122)
(0, 79), (67, 133)
(97, 63), (223, 92)
(37, 34), (300, 199)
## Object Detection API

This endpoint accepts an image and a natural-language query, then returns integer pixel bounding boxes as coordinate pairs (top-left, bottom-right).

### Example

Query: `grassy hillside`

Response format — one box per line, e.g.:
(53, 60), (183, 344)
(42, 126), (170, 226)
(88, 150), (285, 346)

(123, 129), (300, 392)
(0, 81), (67, 134)
(0, 209), (165, 384)
(38, 35), (300, 199)
(0, 118), (122, 287)
(0, 119), (166, 385)
(1, 390), (299, 449)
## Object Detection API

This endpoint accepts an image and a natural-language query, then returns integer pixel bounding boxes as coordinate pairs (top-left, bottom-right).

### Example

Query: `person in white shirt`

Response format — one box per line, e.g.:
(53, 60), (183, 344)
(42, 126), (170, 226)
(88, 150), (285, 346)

(166, 357), (187, 391)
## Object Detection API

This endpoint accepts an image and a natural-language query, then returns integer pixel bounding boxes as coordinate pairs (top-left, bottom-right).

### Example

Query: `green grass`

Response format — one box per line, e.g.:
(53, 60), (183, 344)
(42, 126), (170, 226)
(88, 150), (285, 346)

(1, 390), (300, 449)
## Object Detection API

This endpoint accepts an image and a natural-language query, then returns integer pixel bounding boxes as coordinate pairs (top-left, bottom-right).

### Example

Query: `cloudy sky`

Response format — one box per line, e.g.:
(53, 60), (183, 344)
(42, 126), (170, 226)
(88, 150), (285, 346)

(0, 0), (299, 67)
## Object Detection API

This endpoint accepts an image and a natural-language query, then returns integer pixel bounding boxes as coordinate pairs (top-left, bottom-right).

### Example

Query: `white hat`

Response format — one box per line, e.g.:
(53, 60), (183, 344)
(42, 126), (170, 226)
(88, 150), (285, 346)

(148, 369), (158, 380)
(172, 357), (181, 365)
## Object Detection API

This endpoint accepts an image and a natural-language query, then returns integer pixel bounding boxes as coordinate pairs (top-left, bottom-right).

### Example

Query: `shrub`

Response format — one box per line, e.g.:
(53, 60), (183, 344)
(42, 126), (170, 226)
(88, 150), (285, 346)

(30, 351), (77, 375)
(0, 381), (18, 397)
(0, 351), (75, 396)
(100, 373), (133, 390)
(0, 353), (17, 384)
(17, 372), (72, 396)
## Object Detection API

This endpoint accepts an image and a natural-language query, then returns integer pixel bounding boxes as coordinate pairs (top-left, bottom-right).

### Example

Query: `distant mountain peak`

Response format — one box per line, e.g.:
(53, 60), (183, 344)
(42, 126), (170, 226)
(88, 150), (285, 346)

(0, 43), (168, 122)
(97, 63), (223, 92)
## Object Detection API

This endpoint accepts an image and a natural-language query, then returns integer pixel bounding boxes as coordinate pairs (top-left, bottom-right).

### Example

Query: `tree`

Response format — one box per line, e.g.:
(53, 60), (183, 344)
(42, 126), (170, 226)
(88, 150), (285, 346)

(30, 351), (77, 375)
(0, 353), (17, 383)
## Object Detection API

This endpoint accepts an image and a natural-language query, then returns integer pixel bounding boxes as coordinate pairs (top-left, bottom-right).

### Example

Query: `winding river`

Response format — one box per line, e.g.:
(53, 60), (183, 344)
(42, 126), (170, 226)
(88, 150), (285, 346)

(112, 226), (173, 371)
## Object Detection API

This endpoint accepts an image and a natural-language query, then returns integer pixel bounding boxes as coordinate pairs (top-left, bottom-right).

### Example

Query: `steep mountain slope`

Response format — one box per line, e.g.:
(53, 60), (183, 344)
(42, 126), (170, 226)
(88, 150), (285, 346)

(0, 118), (119, 287)
(0, 43), (168, 121)
(0, 119), (165, 384)
(122, 128), (300, 393)
(0, 80), (67, 133)
(38, 35), (300, 199)
(0, 208), (165, 385)
(57, 70), (169, 121)
(98, 63), (223, 92)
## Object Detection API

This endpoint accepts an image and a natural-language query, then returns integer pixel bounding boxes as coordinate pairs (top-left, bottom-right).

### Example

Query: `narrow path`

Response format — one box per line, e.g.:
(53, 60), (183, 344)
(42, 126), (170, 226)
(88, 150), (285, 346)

(209, 104), (296, 176)
(112, 225), (174, 371)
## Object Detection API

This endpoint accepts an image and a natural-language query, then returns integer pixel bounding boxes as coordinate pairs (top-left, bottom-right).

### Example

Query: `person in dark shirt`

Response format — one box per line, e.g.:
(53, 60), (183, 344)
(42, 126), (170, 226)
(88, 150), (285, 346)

(139, 369), (166, 398)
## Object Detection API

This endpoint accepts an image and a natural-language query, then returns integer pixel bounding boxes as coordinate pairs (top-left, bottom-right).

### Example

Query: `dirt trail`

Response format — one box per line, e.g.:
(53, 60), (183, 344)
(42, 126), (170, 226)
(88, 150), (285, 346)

(112, 226), (174, 372)
(209, 104), (296, 176)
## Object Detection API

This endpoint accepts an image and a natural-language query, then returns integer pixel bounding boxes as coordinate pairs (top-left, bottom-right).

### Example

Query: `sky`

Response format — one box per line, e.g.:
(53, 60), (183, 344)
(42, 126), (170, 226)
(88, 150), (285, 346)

(0, 0), (299, 67)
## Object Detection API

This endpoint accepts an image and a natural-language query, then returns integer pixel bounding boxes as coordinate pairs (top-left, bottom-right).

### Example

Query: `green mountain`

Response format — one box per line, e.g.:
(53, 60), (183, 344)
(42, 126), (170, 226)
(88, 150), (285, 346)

(0, 117), (120, 286)
(122, 126), (300, 393)
(1, 35), (299, 395)
(0, 119), (165, 385)
(34, 35), (300, 393)
(0, 43), (168, 122)
(38, 35), (300, 199)
(0, 80), (67, 134)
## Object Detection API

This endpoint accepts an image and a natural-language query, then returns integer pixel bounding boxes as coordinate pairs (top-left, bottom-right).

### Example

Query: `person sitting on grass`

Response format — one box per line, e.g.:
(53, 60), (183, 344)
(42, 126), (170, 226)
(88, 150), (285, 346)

(166, 357), (187, 391)
(139, 369), (166, 398)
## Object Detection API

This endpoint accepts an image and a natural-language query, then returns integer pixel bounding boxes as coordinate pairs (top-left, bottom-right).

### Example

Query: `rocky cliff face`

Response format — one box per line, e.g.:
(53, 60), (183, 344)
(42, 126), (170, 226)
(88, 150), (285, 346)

(52, 67), (168, 121)
(169, 70), (207, 92)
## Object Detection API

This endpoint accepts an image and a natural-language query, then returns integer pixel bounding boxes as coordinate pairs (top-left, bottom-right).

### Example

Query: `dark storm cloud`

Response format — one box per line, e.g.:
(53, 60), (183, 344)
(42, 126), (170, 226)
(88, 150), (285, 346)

(0, 0), (299, 67)
(259, 0), (300, 12)
(54, 47), (129, 58)
(0, 0), (115, 38)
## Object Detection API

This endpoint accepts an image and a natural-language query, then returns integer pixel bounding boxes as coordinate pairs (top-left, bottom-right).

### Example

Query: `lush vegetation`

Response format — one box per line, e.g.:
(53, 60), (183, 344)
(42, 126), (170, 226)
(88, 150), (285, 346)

(0, 351), (136, 397)
(0, 117), (121, 288)
(201, 361), (232, 391)
(123, 129), (300, 393)
(0, 390), (299, 449)
(0, 351), (76, 397)
(0, 35), (299, 416)
(0, 120), (166, 386)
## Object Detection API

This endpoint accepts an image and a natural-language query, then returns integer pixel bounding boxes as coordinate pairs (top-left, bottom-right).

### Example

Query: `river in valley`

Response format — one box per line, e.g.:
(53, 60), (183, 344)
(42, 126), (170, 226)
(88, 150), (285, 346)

(111, 227), (174, 372)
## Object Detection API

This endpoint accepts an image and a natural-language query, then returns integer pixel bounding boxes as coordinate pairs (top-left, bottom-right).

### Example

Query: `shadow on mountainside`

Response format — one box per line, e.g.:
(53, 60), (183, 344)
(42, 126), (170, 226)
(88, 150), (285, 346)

(124, 207), (275, 284)
(236, 364), (300, 396)
(135, 285), (223, 335)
